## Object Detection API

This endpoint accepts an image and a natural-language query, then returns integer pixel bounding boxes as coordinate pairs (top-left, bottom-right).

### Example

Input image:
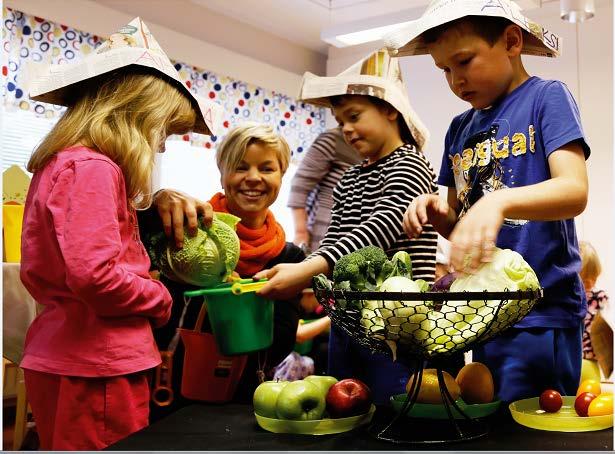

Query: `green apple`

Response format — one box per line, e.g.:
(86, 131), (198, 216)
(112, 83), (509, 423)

(304, 375), (338, 396)
(275, 380), (326, 420)
(253, 380), (288, 418)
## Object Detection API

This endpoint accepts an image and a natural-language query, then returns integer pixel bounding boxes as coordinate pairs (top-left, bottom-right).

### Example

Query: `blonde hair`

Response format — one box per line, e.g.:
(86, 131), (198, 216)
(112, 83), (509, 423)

(27, 71), (197, 207)
(215, 122), (290, 176)
(579, 241), (602, 282)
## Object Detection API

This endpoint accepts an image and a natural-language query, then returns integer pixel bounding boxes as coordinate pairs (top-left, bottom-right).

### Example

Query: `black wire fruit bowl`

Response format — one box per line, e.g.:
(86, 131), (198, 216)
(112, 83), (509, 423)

(312, 277), (543, 444)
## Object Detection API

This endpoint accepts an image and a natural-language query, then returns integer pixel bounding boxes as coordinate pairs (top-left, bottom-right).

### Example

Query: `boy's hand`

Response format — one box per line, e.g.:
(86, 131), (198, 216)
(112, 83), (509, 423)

(403, 194), (450, 238)
(448, 195), (503, 273)
(254, 256), (330, 301)
(254, 263), (311, 300)
(153, 189), (213, 248)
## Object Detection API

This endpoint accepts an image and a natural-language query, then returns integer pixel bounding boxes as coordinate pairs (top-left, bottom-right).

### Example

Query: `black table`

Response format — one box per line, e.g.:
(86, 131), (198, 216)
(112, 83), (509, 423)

(108, 403), (613, 451)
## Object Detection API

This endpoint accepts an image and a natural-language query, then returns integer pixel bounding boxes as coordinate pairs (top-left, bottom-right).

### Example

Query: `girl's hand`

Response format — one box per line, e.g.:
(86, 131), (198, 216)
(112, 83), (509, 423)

(153, 189), (213, 248)
(448, 194), (504, 273)
(403, 194), (450, 238)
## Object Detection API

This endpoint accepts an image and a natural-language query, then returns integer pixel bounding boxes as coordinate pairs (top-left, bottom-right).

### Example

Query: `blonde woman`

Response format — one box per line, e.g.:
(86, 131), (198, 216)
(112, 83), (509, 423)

(145, 122), (305, 417)
(20, 69), (207, 449)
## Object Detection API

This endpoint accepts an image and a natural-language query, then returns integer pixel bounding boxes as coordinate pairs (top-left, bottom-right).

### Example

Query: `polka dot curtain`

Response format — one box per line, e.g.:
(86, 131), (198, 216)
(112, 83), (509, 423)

(2, 8), (326, 160)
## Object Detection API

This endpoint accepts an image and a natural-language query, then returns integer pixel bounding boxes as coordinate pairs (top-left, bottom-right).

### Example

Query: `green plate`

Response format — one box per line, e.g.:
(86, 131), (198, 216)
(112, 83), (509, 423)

(509, 396), (613, 432)
(255, 404), (376, 435)
(390, 394), (501, 419)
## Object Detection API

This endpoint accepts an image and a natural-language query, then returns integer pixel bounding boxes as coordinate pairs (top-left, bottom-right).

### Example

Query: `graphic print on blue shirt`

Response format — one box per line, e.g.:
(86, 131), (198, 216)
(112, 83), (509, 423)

(457, 123), (528, 228)
(438, 77), (590, 329)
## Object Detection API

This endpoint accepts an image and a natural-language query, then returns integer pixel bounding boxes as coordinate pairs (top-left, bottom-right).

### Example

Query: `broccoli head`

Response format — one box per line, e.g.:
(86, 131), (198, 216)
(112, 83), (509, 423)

(357, 245), (389, 284)
(332, 251), (367, 289)
(332, 245), (390, 291)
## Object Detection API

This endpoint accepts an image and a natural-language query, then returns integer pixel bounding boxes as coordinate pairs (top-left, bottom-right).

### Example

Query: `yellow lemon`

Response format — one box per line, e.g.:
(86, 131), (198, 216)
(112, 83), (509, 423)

(406, 369), (460, 404)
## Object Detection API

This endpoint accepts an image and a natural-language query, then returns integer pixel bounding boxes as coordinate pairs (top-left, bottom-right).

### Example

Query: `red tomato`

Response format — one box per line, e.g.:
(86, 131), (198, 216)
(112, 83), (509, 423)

(575, 392), (598, 417)
(539, 389), (563, 413)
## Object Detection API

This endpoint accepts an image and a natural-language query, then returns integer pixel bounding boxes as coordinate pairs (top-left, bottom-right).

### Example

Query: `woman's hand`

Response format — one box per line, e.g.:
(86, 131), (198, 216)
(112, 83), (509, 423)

(403, 194), (452, 239)
(255, 257), (330, 301)
(448, 194), (504, 273)
(153, 189), (213, 248)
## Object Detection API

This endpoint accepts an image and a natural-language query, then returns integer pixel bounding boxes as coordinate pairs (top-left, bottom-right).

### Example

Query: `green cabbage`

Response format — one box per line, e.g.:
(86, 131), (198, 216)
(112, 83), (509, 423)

(148, 212), (241, 287)
(425, 247), (540, 353)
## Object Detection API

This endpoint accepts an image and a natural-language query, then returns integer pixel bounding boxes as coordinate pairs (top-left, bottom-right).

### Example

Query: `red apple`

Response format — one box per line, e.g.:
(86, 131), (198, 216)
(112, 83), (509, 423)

(325, 378), (372, 418)
(575, 392), (597, 417)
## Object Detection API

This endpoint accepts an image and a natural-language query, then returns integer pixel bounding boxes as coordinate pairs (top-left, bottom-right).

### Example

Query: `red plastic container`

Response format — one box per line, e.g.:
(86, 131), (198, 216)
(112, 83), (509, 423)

(178, 304), (248, 403)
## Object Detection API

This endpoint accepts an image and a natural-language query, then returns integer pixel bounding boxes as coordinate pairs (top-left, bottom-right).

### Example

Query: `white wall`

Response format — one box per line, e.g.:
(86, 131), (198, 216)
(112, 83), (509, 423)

(327, 1), (613, 296)
(5, 0), (318, 97)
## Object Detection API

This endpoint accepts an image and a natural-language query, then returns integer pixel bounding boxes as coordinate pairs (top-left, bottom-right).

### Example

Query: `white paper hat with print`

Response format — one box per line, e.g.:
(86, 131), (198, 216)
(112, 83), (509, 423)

(385, 0), (561, 58)
(26, 17), (222, 136)
(297, 48), (430, 152)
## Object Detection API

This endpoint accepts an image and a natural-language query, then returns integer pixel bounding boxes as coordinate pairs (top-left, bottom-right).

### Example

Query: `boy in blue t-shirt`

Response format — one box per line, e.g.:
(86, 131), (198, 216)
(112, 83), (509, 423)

(396, 0), (589, 402)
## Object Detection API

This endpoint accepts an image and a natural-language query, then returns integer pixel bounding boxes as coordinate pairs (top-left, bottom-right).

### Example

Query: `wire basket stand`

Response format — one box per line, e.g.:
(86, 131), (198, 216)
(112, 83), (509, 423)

(312, 279), (543, 445)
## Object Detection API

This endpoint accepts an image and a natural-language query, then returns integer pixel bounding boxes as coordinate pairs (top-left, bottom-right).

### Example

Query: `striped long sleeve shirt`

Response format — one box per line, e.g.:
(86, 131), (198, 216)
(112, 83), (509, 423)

(309, 144), (439, 283)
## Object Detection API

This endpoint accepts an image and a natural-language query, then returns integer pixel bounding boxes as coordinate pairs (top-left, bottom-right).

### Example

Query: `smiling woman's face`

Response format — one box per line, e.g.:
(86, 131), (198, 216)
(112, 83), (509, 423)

(222, 142), (283, 227)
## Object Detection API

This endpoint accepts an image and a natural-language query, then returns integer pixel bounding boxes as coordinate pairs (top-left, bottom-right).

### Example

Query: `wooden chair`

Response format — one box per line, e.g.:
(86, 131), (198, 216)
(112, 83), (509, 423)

(2, 359), (30, 450)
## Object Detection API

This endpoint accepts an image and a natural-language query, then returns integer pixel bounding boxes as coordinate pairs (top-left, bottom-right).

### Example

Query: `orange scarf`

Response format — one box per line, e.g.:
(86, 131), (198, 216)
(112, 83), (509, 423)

(209, 192), (286, 277)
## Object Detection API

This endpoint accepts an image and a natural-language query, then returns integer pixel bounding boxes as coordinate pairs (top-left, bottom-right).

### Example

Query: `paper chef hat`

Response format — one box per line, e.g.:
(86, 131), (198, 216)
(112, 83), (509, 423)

(385, 0), (561, 58)
(297, 48), (429, 151)
(26, 17), (222, 136)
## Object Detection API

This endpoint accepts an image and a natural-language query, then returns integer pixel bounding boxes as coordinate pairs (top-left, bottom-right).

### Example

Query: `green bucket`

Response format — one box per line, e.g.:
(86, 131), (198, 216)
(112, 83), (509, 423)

(184, 279), (274, 356)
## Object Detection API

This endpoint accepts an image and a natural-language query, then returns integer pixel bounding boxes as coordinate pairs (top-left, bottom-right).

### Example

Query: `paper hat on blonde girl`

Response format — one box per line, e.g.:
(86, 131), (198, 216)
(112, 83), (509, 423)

(26, 17), (223, 136)
(297, 48), (430, 152)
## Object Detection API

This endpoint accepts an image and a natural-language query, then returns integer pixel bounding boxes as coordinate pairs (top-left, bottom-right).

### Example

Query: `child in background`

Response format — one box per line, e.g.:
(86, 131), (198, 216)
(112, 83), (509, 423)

(288, 126), (361, 254)
(398, 0), (589, 402)
(19, 19), (220, 450)
(579, 241), (612, 380)
(256, 49), (443, 404)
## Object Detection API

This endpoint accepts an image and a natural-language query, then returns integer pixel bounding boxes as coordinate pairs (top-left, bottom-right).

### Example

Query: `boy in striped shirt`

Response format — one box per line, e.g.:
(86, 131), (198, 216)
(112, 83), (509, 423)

(256, 49), (449, 403)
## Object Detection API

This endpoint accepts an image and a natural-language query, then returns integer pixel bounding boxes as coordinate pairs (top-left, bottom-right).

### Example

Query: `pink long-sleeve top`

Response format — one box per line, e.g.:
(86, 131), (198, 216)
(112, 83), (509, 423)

(20, 146), (172, 377)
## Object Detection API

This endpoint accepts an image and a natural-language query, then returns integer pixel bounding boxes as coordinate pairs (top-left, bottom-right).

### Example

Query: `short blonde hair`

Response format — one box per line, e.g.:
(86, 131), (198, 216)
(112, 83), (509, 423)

(579, 241), (602, 282)
(28, 70), (196, 208)
(216, 122), (290, 176)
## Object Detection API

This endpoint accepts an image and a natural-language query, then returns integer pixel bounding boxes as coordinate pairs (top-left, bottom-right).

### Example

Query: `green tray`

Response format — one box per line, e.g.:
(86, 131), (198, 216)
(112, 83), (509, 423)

(255, 404), (376, 435)
(390, 394), (501, 419)
(509, 396), (613, 432)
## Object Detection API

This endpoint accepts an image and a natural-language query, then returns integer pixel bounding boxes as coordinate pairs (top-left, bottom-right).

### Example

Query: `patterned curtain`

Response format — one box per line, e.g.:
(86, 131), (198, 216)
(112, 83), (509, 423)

(2, 8), (326, 159)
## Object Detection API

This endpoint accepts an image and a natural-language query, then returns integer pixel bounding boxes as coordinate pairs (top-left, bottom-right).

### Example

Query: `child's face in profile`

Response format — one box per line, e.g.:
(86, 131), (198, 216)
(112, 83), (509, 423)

(427, 23), (516, 110)
(333, 95), (401, 164)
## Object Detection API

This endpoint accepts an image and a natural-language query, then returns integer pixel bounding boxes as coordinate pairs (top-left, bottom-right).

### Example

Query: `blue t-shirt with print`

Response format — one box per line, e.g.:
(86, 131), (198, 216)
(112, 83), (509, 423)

(438, 76), (590, 328)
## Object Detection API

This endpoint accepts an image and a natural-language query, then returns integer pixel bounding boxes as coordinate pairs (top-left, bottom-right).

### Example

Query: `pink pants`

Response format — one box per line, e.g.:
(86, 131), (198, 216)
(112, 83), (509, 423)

(23, 369), (150, 450)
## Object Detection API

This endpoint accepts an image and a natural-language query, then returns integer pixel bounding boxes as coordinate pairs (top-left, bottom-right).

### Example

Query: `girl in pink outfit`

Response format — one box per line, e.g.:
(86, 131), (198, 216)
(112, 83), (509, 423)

(19, 68), (204, 449)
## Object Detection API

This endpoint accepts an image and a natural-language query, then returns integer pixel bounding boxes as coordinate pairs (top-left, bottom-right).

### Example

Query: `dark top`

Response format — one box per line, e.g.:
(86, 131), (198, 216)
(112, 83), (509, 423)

(137, 209), (305, 420)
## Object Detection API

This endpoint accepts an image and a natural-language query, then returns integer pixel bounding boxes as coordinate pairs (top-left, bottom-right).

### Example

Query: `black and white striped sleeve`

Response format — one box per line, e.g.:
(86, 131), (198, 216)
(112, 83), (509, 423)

(314, 152), (438, 265)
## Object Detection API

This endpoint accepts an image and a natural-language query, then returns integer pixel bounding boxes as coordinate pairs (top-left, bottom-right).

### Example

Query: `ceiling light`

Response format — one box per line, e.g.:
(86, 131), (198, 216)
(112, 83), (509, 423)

(323, 22), (408, 47)
(560, 0), (595, 22)
(320, 8), (419, 48)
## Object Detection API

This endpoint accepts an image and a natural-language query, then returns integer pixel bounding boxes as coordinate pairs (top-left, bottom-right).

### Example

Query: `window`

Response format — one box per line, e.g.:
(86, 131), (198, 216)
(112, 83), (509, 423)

(2, 107), (57, 173)
(1, 115), (299, 238)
